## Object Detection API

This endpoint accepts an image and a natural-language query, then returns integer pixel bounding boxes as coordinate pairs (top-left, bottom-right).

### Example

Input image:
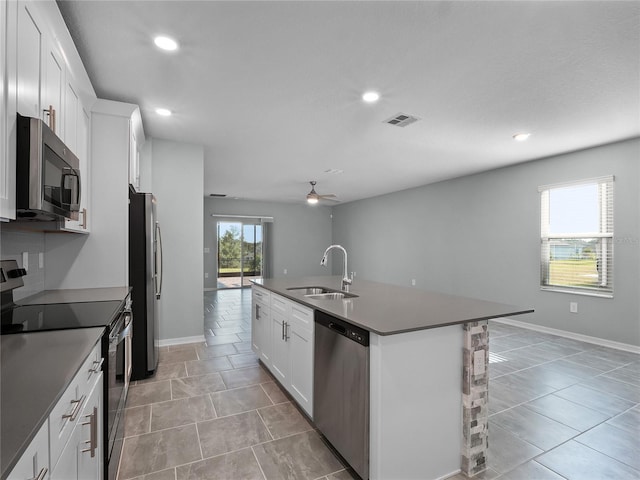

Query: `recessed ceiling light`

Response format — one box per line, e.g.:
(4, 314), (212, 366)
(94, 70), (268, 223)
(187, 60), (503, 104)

(154, 36), (178, 51)
(362, 91), (380, 103)
(513, 132), (531, 142)
(155, 108), (172, 116)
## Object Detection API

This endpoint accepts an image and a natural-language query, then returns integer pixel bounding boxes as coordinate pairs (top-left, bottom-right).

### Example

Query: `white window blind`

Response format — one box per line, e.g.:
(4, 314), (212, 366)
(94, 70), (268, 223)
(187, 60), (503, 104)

(539, 176), (614, 297)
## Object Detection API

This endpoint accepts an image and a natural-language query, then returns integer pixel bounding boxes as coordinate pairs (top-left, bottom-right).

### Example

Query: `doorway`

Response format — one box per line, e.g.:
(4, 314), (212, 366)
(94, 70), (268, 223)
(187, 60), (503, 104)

(216, 220), (263, 288)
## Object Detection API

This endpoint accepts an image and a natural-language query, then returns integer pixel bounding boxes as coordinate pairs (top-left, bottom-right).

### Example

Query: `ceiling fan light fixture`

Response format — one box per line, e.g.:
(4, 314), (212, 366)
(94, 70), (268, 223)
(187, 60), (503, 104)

(307, 197), (319, 205)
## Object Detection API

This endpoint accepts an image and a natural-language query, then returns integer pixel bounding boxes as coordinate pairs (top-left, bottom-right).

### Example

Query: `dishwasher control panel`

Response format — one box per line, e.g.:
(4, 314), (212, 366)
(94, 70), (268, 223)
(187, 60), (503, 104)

(315, 310), (370, 346)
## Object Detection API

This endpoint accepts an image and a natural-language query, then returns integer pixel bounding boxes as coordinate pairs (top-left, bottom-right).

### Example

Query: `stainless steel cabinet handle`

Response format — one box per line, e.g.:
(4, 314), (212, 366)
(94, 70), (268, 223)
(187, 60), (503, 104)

(62, 395), (85, 421)
(32, 467), (48, 480)
(90, 357), (104, 374)
(81, 406), (98, 457)
(43, 105), (56, 132)
(281, 320), (285, 340)
(256, 304), (261, 320)
(284, 322), (290, 341)
(80, 208), (88, 229)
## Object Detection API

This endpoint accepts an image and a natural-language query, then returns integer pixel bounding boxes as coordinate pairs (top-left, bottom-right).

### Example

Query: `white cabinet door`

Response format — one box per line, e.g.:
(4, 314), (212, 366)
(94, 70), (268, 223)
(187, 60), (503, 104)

(270, 309), (290, 385)
(288, 304), (314, 417)
(61, 104), (90, 233)
(64, 81), (78, 153)
(1, 0), (17, 220)
(129, 123), (140, 190)
(77, 373), (103, 480)
(41, 39), (63, 136)
(16, 0), (43, 118)
(50, 421), (80, 480)
(252, 298), (271, 365)
(6, 421), (49, 480)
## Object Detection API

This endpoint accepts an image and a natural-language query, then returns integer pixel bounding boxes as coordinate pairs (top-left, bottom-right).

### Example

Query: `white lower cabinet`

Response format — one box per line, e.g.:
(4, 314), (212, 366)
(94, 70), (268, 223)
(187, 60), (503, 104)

(8, 340), (103, 480)
(288, 304), (314, 415)
(50, 341), (103, 480)
(251, 287), (271, 365)
(270, 307), (290, 385)
(6, 422), (49, 480)
(251, 287), (314, 418)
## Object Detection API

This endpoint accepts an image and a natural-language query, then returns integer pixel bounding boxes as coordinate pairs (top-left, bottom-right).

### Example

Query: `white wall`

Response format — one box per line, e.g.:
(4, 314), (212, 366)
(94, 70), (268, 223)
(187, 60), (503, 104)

(332, 139), (640, 346)
(0, 228), (46, 300)
(45, 108), (131, 289)
(204, 198), (333, 289)
(151, 138), (204, 341)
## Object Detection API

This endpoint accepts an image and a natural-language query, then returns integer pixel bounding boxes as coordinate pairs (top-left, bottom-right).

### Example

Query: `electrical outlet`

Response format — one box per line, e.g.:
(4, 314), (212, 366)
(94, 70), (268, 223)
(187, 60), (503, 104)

(411, 278), (416, 286)
(284, 268), (287, 275)
(204, 272), (209, 278)
(570, 302), (578, 313)
(204, 247), (210, 253)
(22, 252), (28, 271)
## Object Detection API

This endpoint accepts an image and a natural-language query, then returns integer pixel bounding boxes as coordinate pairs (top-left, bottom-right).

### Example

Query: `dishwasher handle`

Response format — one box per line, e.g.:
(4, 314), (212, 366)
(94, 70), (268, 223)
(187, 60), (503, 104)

(315, 310), (369, 346)
(328, 322), (347, 335)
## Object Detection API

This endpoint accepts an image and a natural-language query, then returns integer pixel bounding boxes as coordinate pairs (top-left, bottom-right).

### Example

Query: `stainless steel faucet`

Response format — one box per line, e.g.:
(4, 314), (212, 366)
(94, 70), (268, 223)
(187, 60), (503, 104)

(320, 244), (353, 292)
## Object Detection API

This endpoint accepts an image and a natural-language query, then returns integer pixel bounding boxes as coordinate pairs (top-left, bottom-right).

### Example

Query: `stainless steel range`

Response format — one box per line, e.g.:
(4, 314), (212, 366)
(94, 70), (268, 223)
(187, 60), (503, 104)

(0, 259), (132, 480)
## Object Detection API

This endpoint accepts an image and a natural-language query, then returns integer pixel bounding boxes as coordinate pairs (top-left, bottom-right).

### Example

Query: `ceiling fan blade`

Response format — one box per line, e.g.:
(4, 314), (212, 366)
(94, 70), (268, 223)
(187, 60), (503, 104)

(318, 194), (337, 199)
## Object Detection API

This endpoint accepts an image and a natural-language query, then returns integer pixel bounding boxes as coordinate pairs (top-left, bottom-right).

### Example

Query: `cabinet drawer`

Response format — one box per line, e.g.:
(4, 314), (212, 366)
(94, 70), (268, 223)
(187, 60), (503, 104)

(49, 340), (102, 470)
(252, 286), (270, 306)
(271, 293), (291, 315)
(291, 304), (314, 333)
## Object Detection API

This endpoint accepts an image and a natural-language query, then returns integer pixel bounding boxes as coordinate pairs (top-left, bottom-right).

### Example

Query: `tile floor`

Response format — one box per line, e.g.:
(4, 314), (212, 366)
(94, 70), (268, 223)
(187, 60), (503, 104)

(119, 288), (640, 480)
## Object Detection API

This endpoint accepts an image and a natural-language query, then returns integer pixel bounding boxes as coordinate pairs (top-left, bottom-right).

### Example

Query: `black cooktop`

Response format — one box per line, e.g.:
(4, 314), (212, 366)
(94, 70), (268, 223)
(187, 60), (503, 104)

(1, 301), (123, 335)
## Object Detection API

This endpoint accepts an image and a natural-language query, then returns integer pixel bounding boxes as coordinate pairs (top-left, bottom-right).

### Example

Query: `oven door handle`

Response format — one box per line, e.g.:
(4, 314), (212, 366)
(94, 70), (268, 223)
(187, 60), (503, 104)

(118, 322), (132, 343)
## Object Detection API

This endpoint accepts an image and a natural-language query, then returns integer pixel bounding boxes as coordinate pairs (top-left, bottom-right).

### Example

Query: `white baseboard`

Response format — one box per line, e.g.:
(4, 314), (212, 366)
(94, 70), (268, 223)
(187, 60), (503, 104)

(158, 335), (206, 347)
(494, 318), (640, 354)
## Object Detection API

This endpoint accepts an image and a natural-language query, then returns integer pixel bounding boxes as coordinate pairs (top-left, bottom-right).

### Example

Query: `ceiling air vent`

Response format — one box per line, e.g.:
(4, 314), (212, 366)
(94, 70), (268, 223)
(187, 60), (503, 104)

(384, 113), (420, 127)
(209, 193), (227, 197)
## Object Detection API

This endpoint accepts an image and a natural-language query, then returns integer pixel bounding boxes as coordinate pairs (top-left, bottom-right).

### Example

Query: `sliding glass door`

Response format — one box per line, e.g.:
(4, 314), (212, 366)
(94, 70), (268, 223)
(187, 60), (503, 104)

(216, 220), (263, 288)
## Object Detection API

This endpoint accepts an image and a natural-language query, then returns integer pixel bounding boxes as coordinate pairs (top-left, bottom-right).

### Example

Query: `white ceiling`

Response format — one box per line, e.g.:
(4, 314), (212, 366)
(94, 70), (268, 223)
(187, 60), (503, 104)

(57, 0), (640, 204)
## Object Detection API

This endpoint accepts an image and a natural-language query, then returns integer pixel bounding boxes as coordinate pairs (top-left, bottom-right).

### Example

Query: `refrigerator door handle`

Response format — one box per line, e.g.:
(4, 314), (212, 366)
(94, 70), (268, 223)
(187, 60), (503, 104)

(155, 221), (163, 299)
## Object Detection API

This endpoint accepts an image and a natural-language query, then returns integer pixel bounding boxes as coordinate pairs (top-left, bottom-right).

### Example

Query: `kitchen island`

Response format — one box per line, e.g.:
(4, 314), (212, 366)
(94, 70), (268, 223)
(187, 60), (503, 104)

(253, 276), (533, 479)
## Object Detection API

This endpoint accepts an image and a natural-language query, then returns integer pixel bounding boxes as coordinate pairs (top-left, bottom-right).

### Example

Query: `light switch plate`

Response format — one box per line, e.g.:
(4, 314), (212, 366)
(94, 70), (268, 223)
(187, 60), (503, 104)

(22, 252), (28, 271)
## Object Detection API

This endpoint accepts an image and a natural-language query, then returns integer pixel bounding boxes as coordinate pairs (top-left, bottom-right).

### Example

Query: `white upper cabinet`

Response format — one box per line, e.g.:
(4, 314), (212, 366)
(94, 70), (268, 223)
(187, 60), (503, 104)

(128, 108), (144, 191)
(1, 0), (17, 220)
(42, 40), (64, 136)
(3, 0), (97, 224)
(16, 1), (43, 118)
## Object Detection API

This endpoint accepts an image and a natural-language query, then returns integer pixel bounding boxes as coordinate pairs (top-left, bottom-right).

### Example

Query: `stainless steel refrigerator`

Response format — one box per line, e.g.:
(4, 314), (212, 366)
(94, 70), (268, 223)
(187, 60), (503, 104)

(129, 186), (163, 380)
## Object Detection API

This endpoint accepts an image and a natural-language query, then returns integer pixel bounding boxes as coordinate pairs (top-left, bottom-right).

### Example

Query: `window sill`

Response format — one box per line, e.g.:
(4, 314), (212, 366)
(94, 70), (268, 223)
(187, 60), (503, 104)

(540, 286), (613, 298)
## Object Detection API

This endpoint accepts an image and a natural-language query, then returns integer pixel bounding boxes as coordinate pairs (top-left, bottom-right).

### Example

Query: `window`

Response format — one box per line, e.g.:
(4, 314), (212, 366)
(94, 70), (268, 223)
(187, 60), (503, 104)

(539, 176), (614, 297)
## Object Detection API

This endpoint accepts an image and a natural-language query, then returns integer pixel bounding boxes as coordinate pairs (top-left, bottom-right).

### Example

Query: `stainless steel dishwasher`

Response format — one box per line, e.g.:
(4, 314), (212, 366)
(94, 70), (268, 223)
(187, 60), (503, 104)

(314, 310), (370, 480)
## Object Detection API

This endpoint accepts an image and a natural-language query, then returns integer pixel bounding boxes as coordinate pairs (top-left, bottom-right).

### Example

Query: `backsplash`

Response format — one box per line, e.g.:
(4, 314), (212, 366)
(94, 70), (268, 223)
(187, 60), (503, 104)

(0, 228), (45, 300)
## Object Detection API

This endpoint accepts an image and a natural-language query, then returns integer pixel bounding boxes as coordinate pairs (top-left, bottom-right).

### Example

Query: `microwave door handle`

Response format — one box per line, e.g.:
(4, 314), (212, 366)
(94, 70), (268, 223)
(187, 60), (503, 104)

(73, 168), (81, 210)
(61, 168), (81, 211)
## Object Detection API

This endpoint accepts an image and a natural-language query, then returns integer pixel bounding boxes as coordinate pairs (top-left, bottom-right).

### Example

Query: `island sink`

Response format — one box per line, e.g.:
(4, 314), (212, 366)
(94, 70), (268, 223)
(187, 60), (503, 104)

(286, 286), (358, 299)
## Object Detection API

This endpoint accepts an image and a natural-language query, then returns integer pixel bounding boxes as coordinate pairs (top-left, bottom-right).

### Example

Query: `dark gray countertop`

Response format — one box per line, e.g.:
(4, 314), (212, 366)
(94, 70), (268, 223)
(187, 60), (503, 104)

(18, 286), (131, 305)
(254, 276), (533, 335)
(0, 328), (105, 480)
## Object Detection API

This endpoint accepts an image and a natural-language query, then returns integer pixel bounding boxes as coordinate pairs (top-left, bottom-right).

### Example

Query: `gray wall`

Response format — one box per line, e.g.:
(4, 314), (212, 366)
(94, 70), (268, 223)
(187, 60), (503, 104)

(204, 198), (333, 288)
(151, 138), (204, 341)
(0, 228), (46, 300)
(332, 138), (640, 346)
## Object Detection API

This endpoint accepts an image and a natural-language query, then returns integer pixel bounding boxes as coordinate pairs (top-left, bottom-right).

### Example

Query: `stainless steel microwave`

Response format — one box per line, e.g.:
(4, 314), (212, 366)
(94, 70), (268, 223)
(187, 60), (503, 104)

(16, 114), (81, 221)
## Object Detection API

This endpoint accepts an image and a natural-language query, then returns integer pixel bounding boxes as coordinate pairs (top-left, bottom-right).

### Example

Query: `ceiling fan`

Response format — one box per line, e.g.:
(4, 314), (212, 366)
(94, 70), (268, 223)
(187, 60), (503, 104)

(306, 181), (338, 204)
